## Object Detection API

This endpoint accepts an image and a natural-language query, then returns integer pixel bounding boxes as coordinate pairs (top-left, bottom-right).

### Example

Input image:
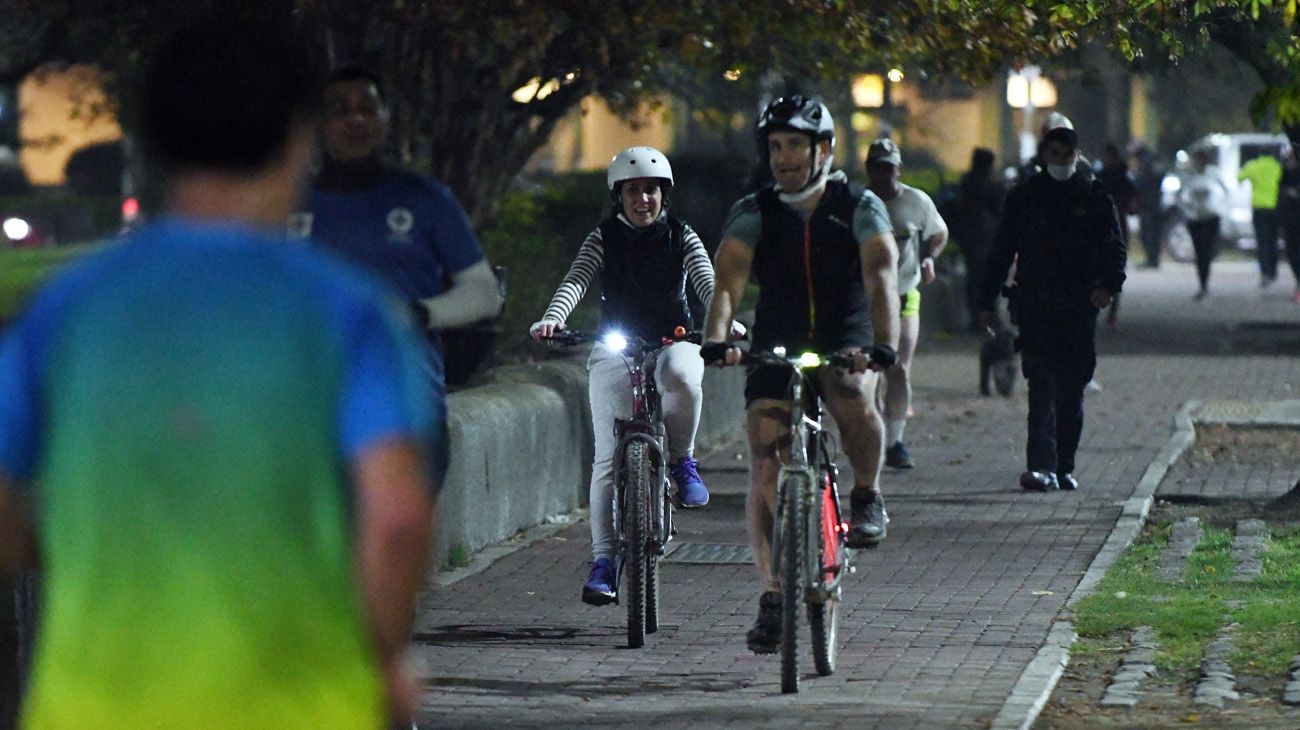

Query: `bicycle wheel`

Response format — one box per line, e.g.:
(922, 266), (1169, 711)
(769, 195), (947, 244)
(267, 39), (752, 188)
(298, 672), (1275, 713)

(623, 440), (650, 648)
(779, 474), (805, 693)
(645, 474), (665, 635)
(809, 471), (843, 675)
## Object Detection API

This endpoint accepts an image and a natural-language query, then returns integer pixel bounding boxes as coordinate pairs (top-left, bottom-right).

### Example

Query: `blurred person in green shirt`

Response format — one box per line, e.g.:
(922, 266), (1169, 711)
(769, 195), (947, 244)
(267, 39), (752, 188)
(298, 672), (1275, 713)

(1238, 149), (1284, 287)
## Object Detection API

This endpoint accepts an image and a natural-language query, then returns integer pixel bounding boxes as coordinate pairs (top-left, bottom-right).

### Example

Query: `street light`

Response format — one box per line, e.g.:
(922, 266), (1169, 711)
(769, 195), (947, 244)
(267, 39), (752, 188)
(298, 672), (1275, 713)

(1006, 66), (1058, 164)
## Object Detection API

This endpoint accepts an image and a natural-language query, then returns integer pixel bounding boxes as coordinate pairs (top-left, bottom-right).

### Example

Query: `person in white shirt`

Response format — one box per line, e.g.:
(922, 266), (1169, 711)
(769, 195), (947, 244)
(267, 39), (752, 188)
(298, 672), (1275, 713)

(864, 138), (948, 469)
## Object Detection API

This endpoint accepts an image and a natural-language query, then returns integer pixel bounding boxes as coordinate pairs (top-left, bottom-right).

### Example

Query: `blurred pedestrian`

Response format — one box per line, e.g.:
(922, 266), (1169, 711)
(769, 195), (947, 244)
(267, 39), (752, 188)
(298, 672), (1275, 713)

(1096, 143), (1138, 326)
(1178, 147), (1229, 299)
(977, 126), (1127, 493)
(0, 15), (438, 728)
(1132, 146), (1166, 268)
(1277, 146), (1300, 303)
(1237, 146), (1284, 288)
(293, 65), (503, 394)
(865, 138), (949, 469)
(954, 147), (1004, 332)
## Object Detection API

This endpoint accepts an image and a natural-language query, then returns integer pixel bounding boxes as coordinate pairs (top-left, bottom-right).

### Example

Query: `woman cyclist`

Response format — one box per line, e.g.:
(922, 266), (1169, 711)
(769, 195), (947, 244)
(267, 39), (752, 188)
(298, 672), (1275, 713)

(530, 147), (716, 605)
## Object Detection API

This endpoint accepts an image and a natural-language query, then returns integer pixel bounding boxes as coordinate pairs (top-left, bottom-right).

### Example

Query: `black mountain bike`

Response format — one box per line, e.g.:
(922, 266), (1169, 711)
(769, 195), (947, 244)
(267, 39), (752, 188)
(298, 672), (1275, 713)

(547, 328), (698, 648)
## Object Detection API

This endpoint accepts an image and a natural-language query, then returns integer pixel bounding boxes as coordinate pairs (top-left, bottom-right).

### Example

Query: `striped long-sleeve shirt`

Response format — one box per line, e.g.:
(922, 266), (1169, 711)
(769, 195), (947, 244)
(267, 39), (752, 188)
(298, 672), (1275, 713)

(541, 215), (714, 326)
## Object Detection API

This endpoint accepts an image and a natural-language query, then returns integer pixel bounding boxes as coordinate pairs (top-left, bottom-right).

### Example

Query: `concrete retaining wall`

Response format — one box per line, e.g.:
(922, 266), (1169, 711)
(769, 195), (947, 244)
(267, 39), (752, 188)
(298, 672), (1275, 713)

(433, 354), (746, 568)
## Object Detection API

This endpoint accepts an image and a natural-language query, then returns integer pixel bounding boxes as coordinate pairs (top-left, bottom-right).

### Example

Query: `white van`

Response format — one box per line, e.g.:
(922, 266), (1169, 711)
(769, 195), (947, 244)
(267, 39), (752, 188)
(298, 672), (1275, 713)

(1160, 132), (1289, 260)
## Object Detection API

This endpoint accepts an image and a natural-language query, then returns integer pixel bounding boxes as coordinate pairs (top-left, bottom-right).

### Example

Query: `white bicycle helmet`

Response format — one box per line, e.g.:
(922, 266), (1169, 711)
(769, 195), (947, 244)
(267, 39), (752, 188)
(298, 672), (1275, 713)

(607, 146), (673, 200)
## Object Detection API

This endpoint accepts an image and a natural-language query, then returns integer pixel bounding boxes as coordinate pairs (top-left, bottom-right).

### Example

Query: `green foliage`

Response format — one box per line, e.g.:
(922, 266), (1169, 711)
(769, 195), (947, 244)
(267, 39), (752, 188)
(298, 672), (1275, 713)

(1073, 519), (1300, 675)
(479, 171), (607, 353)
(444, 543), (472, 571)
(0, 242), (103, 321)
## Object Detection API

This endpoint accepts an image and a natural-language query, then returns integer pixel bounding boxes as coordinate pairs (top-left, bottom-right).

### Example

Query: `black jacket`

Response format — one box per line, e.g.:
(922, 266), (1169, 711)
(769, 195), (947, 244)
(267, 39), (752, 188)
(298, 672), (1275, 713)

(979, 171), (1127, 314)
(598, 214), (692, 339)
(750, 180), (874, 353)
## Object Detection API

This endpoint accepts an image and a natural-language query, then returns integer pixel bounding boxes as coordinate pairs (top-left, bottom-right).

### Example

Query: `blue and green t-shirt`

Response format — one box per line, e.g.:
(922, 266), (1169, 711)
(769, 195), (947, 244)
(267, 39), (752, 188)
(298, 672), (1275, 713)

(0, 217), (439, 728)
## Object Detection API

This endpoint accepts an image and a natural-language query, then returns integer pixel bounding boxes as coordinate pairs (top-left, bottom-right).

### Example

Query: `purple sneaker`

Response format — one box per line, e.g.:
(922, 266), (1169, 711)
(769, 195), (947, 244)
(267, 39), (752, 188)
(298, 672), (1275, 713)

(581, 557), (617, 606)
(670, 457), (709, 508)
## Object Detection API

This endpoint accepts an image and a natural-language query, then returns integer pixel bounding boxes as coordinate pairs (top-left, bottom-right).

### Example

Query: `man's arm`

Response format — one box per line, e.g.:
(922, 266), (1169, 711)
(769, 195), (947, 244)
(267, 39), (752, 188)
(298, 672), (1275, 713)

(919, 230), (948, 284)
(353, 437), (435, 724)
(978, 189), (1023, 314)
(416, 260), (503, 330)
(704, 236), (754, 343)
(861, 231), (899, 351)
(0, 475), (38, 574)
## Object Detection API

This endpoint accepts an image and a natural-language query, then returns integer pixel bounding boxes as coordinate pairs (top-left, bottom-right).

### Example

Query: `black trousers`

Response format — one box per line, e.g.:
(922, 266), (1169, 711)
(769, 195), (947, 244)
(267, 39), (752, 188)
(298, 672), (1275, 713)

(1187, 216), (1220, 290)
(1018, 309), (1098, 475)
(1139, 210), (1163, 266)
(1253, 208), (1280, 280)
(1281, 203), (1300, 285)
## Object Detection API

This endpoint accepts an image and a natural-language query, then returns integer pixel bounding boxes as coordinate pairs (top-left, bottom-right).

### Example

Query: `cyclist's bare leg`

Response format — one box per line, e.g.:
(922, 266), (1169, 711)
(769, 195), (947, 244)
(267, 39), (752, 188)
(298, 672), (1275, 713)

(820, 367), (884, 490)
(745, 399), (789, 592)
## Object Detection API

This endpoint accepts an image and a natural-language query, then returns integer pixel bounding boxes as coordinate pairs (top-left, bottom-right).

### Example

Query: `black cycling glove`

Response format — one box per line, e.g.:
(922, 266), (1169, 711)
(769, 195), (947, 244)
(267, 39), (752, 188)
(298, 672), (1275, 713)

(700, 341), (731, 364)
(868, 344), (898, 368)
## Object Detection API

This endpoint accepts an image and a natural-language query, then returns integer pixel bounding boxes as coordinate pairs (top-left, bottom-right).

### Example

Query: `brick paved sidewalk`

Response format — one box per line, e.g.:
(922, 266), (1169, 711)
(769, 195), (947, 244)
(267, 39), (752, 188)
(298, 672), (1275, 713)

(412, 261), (1300, 729)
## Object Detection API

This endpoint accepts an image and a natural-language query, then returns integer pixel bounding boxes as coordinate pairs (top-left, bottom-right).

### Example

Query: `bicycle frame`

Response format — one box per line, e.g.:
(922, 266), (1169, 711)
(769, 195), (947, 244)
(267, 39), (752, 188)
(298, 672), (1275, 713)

(771, 360), (848, 604)
(610, 341), (672, 553)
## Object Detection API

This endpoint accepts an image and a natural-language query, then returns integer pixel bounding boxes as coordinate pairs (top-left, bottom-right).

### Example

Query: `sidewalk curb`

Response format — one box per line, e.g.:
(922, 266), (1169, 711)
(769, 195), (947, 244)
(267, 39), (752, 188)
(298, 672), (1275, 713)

(989, 400), (1199, 730)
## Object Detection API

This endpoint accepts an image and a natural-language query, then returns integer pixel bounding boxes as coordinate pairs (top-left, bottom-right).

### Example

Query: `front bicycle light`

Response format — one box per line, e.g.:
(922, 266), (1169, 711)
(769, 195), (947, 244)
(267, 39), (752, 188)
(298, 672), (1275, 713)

(603, 331), (628, 353)
(798, 351), (821, 368)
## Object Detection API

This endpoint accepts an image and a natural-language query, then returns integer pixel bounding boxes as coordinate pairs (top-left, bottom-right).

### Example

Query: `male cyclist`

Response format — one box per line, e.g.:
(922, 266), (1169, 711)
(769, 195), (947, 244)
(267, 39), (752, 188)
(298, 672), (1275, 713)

(702, 96), (899, 654)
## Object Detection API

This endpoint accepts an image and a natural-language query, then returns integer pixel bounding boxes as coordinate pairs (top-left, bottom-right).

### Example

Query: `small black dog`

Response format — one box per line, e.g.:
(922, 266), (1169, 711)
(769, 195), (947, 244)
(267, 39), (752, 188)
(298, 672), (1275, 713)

(979, 323), (1018, 397)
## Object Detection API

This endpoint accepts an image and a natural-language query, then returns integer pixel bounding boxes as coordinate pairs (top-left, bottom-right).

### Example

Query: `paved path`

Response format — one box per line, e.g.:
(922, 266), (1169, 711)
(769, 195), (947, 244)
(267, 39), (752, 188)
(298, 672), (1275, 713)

(412, 260), (1300, 728)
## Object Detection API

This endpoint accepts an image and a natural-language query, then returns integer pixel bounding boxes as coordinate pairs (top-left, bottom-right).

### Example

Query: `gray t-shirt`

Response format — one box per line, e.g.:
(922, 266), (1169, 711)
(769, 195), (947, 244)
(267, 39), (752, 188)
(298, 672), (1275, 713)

(880, 183), (947, 293)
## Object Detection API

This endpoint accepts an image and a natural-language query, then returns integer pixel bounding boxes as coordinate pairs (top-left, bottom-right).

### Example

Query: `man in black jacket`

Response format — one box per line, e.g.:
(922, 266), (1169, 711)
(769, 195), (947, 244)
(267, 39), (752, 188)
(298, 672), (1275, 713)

(977, 126), (1127, 492)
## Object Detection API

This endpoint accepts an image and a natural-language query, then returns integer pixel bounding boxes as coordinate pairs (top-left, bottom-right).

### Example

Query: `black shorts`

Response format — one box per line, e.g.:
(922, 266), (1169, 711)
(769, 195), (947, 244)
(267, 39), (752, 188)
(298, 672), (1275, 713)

(744, 364), (831, 405)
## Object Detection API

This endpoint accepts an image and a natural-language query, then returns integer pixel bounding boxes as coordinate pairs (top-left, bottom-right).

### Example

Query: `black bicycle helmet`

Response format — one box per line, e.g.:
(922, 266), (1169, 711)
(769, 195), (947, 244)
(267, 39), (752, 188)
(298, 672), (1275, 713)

(755, 95), (835, 144)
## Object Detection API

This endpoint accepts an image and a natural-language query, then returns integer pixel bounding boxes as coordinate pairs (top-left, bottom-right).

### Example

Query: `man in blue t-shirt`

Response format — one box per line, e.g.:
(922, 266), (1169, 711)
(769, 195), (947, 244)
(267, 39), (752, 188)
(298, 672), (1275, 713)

(292, 66), (502, 393)
(0, 17), (437, 728)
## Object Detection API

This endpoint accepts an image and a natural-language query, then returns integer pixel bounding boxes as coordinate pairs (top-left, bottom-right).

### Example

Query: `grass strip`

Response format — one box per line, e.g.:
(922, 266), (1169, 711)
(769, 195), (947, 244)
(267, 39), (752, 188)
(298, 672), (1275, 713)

(1073, 519), (1300, 676)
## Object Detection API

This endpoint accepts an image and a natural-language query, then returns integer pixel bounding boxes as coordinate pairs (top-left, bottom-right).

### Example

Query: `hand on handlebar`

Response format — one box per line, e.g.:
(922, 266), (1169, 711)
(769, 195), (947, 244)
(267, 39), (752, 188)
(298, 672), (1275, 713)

(700, 341), (742, 367)
(529, 319), (562, 342)
(864, 344), (897, 372)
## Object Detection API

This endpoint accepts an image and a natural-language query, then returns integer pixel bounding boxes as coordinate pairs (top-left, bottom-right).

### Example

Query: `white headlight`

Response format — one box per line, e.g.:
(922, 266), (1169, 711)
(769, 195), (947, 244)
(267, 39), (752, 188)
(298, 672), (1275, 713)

(798, 351), (821, 368)
(603, 332), (628, 352)
(3, 217), (31, 241)
(772, 346), (787, 357)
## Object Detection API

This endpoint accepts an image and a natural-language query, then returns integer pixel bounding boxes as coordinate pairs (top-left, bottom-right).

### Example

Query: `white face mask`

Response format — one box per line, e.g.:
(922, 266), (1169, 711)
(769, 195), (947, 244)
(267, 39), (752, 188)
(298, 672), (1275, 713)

(1046, 162), (1075, 181)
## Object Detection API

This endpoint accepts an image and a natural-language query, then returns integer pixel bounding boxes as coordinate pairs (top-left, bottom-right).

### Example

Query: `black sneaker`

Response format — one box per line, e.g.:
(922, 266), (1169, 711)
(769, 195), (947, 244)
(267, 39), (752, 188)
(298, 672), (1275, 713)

(885, 441), (914, 469)
(1056, 472), (1079, 491)
(1019, 471), (1059, 492)
(745, 591), (782, 654)
(846, 490), (888, 548)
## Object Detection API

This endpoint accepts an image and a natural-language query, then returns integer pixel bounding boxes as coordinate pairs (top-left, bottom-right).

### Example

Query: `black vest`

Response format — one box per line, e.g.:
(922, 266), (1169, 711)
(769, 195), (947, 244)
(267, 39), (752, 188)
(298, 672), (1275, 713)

(597, 215), (692, 339)
(752, 181), (873, 353)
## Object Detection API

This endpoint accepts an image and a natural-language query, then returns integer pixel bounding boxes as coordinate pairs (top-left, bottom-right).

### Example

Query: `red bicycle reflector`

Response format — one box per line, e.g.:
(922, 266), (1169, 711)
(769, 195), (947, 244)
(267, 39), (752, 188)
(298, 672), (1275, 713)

(122, 197), (140, 221)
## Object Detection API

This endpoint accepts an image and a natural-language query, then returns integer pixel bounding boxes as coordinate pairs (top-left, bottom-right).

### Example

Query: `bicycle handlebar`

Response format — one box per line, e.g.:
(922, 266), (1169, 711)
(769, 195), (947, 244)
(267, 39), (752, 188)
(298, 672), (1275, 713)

(541, 328), (701, 352)
(702, 341), (898, 370)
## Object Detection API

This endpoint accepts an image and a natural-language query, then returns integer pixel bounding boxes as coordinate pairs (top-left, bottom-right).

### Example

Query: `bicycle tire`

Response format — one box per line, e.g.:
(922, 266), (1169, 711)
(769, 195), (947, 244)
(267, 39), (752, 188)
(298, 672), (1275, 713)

(646, 471), (665, 635)
(810, 470), (841, 675)
(779, 473), (804, 693)
(645, 548), (660, 635)
(624, 440), (650, 648)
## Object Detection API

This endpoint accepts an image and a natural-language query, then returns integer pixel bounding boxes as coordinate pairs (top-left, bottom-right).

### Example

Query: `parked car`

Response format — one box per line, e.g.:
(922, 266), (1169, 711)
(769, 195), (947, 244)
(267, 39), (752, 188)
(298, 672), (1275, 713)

(1160, 132), (1290, 261)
